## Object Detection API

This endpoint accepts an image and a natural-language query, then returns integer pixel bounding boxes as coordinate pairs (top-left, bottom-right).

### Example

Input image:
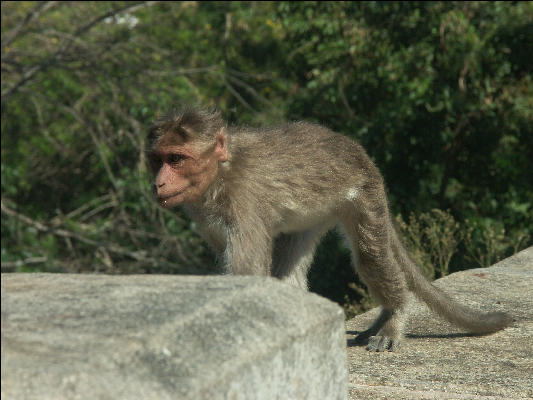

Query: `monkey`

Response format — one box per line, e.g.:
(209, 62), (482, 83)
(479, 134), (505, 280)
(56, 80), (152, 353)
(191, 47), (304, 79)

(146, 107), (511, 352)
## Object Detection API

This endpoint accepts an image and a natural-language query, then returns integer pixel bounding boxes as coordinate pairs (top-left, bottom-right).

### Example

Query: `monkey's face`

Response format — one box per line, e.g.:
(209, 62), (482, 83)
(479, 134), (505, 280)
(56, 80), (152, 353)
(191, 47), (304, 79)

(148, 131), (228, 207)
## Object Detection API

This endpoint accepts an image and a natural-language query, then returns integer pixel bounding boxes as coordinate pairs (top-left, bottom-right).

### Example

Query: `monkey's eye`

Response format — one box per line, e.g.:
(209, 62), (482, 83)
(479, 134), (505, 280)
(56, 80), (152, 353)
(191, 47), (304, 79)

(168, 154), (185, 164)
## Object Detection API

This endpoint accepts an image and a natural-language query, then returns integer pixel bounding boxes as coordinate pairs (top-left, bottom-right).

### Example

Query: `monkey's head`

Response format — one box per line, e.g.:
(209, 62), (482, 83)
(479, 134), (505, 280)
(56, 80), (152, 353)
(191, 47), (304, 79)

(146, 108), (228, 208)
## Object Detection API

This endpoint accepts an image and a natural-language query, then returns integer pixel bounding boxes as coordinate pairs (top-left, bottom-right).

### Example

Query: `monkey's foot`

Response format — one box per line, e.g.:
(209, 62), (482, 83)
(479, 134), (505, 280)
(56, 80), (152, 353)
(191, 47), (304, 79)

(353, 329), (375, 345)
(366, 335), (400, 352)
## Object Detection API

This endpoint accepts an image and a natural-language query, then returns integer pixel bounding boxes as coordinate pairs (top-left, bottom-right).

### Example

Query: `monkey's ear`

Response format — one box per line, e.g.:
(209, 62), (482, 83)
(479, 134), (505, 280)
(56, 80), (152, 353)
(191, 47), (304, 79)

(214, 128), (229, 162)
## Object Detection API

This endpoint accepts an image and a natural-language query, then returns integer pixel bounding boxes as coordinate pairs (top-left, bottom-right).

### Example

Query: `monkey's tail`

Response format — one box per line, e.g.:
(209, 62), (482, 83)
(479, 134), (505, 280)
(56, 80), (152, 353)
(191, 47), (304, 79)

(399, 241), (511, 334)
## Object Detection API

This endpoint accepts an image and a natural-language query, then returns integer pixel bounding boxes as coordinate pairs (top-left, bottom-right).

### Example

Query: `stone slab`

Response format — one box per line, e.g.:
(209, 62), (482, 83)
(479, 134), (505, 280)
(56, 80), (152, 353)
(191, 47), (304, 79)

(1, 274), (348, 400)
(347, 246), (533, 399)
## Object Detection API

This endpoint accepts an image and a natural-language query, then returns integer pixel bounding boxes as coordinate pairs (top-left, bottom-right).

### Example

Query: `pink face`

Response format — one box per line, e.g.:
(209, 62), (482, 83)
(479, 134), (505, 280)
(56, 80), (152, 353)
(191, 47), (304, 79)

(149, 131), (228, 207)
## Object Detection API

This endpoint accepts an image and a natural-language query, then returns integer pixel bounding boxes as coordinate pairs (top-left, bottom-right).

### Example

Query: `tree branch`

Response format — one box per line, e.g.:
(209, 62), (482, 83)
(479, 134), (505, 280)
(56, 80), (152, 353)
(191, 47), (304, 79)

(2, 2), (58, 49)
(1, 257), (47, 272)
(1, 1), (160, 101)
(0, 199), (170, 267)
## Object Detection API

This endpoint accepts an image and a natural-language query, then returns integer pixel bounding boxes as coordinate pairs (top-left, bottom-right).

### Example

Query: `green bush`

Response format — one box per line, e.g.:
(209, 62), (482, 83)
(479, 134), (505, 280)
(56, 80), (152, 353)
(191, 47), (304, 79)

(2, 2), (531, 315)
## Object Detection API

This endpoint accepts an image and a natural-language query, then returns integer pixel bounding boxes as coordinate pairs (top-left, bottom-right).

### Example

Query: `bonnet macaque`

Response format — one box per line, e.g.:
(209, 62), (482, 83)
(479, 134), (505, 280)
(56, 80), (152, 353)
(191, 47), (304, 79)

(147, 107), (510, 351)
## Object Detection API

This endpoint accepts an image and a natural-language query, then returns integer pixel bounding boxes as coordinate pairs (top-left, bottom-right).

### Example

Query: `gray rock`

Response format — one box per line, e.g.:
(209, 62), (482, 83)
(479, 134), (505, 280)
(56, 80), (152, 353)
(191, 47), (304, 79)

(1, 274), (347, 400)
(347, 246), (533, 399)
(3, 247), (532, 400)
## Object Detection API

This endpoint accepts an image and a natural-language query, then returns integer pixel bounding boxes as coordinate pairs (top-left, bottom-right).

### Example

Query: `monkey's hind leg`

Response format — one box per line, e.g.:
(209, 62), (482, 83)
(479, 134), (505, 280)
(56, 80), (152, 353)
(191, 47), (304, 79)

(364, 307), (408, 352)
(340, 205), (410, 351)
(353, 308), (392, 344)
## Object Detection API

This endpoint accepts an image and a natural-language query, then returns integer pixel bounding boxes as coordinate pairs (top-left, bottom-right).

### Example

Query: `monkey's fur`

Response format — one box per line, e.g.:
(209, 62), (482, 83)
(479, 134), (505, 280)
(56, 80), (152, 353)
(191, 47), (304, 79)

(147, 108), (510, 351)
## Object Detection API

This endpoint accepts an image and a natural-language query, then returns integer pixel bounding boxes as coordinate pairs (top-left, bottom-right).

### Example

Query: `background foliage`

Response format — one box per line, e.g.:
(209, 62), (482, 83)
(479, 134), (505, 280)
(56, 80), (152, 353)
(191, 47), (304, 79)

(2, 1), (531, 315)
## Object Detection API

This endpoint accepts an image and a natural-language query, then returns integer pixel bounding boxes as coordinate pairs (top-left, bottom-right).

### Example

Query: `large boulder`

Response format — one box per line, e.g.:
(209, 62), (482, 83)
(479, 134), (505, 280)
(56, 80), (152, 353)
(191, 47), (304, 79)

(1, 274), (348, 400)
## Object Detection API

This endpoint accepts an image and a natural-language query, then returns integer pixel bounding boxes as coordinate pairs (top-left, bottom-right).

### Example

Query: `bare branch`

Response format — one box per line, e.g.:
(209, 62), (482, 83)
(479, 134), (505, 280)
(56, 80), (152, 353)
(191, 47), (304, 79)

(226, 74), (274, 107)
(57, 103), (122, 197)
(338, 79), (355, 118)
(1, 1), (160, 101)
(0, 198), (175, 268)
(1, 2), (58, 49)
(145, 66), (218, 77)
(1, 199), (49, 231)
(1, 257), (47, 272)
(222, 76), (257, 113)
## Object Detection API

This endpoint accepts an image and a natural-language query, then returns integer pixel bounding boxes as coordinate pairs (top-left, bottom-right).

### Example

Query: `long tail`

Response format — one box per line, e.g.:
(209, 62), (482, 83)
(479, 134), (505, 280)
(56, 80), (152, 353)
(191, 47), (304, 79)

(394, 234), (511, 333)
(409, 268), (510, 333)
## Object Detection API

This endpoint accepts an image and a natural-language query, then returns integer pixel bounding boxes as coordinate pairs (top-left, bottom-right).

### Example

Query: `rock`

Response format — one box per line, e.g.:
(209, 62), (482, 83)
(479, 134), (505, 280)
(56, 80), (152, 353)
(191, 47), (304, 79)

(346, 246), (533, 399)
(4, 247), (532, 400)
(1, 274), (347, 400)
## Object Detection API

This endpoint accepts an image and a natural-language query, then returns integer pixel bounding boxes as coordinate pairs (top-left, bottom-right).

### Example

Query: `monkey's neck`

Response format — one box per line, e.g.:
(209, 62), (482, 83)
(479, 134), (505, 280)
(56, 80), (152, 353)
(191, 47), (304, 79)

(200, 168), (229, 211)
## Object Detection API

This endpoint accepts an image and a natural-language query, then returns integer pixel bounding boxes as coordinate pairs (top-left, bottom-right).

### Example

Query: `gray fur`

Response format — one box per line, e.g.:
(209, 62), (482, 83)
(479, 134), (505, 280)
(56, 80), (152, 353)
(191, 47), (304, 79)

(148, 109), (511, 352)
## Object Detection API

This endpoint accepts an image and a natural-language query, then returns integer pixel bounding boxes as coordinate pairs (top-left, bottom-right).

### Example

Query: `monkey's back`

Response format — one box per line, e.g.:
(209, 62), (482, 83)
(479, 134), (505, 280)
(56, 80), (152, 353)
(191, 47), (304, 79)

(223, 122), (380, 232)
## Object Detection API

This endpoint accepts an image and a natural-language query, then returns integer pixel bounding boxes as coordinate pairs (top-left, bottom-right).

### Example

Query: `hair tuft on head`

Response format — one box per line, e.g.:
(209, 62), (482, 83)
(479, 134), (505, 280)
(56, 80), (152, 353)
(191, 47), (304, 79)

(148, 106), (225, 145)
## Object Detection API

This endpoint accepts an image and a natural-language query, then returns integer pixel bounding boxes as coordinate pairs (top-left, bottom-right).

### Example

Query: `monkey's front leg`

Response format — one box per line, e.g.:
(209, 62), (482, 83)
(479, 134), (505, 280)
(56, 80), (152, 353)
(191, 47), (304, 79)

(223, 226), (273, 276)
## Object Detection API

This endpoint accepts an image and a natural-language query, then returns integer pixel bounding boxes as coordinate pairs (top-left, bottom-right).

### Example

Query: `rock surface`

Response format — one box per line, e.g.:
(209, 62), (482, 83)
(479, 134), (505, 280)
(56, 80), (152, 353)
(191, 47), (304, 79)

(2, 247), (532, 400)
(1, 274), (347, 400)
(347, 246), (533, 399)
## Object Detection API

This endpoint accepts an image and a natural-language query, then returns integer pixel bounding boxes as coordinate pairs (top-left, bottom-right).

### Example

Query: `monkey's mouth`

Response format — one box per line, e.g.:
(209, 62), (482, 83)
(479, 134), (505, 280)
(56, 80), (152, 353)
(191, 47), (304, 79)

(158, 190), (187, 207)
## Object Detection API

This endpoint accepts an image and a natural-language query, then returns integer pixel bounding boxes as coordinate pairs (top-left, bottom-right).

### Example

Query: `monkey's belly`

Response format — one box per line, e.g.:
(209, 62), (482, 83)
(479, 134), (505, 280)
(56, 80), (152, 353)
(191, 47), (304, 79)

(276, 207), (333, 234)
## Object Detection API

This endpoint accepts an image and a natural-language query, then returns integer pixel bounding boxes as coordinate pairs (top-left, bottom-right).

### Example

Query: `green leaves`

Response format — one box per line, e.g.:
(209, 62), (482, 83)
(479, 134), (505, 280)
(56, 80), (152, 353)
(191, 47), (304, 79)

(1, 3), (530, 307)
